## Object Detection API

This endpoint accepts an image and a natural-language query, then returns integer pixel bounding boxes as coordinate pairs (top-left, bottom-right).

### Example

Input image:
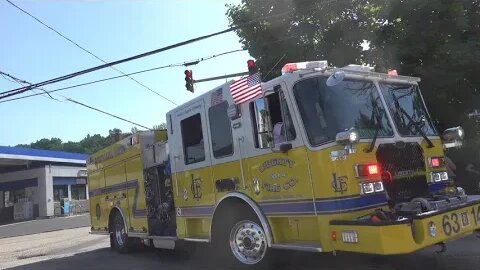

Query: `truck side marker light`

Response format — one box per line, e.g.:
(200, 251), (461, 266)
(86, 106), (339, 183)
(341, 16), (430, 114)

(428, 221), (437, 237)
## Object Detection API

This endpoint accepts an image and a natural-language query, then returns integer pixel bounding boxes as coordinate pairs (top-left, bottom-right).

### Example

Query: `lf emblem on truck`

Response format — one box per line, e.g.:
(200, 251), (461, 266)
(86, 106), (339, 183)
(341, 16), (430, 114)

(331, 174), (348, 193)
(191, 175), (202, 200)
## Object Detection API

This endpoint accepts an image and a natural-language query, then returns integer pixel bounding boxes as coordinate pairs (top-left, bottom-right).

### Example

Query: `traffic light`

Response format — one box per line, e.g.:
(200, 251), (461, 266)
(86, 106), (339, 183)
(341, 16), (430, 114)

(247, 59), (256, 75)
(184, 70), (194, 92)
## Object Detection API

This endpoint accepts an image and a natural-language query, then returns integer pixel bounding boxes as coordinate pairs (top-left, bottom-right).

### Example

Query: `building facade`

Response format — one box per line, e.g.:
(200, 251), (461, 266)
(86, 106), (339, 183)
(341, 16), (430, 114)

(0, 146), (87, 223)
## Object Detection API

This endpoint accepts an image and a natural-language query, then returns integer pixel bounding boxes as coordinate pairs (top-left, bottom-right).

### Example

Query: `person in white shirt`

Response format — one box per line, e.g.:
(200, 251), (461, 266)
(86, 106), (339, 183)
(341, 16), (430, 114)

(273, 122), (286, 144)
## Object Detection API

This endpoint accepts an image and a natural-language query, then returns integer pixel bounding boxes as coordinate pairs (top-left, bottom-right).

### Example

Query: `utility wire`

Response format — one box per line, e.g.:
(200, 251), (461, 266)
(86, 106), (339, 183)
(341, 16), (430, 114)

(66, 98), (152, 130)
(0, 27), (239, 99)
(4, 0), (177, 105)
(0, 71), (59, 100)
(0, 10), (293, 99)
(0, 49), (246, 103)
(0, 70), (152, 130)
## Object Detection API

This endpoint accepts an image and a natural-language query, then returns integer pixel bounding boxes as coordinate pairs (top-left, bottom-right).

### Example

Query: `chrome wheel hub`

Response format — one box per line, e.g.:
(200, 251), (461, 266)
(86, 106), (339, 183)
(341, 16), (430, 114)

(229, 220), (266, 265)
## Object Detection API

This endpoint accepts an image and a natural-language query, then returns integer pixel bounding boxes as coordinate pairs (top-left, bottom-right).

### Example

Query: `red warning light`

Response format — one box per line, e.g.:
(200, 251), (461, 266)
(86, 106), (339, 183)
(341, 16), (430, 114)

(247, 59), (256, 75)
(356, 163), (380, 177)
(368, 164), (379, 175)
(429, 157), (444, 168)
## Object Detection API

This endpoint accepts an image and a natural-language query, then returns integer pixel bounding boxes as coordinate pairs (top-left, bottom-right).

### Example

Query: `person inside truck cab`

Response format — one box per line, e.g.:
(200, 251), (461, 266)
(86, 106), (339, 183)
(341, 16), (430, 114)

(266, 90), (296, 145)
(273, 122), (286, 144)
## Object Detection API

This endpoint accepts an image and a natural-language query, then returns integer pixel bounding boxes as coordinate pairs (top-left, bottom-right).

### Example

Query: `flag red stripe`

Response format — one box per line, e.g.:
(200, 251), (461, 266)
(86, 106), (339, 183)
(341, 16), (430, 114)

(230, 83), (248, 92)
(229, 73), (262, 104)
(233, 86), (261, 100)
(236, 92), (262, 104)
(230, 84), (249, 93)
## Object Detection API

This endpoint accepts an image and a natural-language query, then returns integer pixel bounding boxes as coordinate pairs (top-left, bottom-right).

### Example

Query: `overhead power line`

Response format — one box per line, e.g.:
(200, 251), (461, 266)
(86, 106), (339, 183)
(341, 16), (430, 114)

(0, 27), (239, 100)
(0, 49), (246, 103)
(0, 70), (152, 130)
(0, 71), (59, 100)
(0, 9), (293, 99)
(4, 0), (176, 105)
(66, 98), (152, 130)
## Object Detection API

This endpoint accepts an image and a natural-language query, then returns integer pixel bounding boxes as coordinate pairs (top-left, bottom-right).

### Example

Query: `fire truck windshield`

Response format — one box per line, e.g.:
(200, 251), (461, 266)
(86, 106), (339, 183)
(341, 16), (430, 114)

(294, 76), (393, 146)
(379, 82), (437, 137)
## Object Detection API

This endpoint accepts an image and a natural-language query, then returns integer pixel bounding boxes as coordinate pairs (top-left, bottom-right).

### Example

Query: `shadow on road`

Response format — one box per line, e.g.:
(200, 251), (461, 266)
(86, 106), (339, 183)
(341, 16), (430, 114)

(7, 239), (478, 270)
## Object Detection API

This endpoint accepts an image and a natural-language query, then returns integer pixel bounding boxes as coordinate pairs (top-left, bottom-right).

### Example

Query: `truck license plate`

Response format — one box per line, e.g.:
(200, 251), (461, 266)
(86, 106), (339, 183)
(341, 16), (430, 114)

(461, 212), (469, 227)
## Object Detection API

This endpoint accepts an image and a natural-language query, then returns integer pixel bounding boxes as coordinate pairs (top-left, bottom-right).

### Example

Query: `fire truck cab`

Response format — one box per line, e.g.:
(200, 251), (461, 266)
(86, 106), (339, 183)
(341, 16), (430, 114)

(89, 61), (480, 265)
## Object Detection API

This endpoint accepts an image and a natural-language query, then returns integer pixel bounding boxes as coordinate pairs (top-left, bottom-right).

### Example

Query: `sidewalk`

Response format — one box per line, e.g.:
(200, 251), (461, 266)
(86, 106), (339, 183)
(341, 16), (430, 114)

(0, 213), (90, 239)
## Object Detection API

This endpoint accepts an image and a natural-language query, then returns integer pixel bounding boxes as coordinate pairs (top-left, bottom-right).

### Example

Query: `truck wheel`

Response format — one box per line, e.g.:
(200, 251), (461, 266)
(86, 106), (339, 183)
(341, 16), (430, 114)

(111, 212), (130, 253)
(214, 210), (269, 267)
(229, 220), (268, 265)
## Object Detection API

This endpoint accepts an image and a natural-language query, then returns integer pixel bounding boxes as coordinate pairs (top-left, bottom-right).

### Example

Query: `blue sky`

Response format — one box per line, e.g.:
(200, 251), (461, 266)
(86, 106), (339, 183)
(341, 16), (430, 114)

(0, 0), (250, 146)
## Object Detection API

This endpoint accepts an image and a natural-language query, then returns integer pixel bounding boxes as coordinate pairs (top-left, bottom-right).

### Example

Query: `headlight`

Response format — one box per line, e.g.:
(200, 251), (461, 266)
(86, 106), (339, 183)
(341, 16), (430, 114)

(362, 183), (374, 194)
(360, 181), (384, 194)
(373, 181), (384, 192)
(430, 171), (449, 182)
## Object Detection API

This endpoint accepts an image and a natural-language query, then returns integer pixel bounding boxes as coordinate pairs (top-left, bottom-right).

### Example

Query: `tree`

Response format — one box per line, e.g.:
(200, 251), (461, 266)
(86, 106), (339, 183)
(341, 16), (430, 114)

(226, 0), (386, 79)
(17, 125), (160, 155)
(19, 138), (64, 151)
(369, 0), (480, 135)
(227, 0), (480, 133)
(153, 123), (167, 130)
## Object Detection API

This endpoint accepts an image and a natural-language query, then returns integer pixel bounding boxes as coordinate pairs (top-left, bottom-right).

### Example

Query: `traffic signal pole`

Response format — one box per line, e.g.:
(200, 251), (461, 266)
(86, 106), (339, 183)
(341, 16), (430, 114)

(193, 71), (249, 83)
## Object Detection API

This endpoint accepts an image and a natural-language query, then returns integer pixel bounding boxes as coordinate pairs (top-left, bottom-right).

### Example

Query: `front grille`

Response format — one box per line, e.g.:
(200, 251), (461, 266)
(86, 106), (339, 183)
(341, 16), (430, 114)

(376, 142), (425, 175)
(376, 142), (428, 202)
(385, 175), (429, 202)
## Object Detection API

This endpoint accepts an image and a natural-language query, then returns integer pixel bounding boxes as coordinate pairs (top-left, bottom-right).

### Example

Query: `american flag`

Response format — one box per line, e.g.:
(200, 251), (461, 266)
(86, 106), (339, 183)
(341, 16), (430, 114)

(210, 88), (223, 106)
(230, 72), (262, 104)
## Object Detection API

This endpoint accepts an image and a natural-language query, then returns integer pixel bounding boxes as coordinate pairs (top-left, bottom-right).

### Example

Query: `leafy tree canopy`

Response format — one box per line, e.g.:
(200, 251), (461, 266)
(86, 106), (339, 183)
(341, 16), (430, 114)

(226, 0), (480, 135)
(16, 124), (166, 155)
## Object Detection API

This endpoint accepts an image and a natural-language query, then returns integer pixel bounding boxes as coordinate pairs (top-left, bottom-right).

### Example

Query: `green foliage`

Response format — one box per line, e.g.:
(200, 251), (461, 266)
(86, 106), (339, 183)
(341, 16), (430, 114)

(17, 124), (166, 155)
(18, 133), (115, 155)
(226, 0), (480, 136)
(369, 0), (480, 134)
(226, 0), (387, 79)
(153, 123), (167, 130)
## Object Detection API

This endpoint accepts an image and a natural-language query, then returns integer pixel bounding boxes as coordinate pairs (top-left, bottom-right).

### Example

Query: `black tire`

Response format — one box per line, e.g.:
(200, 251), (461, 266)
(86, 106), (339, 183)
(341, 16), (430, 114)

(213, 207), (270, 268)
(110, 212), (135, 253)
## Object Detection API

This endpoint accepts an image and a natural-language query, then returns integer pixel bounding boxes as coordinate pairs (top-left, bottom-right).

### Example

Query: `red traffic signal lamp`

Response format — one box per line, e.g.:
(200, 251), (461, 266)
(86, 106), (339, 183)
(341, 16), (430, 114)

(184, 70), (194, 92)
(247, 59), (256, 75)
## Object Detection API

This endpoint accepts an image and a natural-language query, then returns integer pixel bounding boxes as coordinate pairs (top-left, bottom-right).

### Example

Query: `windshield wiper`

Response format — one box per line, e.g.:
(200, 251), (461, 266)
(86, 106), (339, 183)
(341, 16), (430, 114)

(397, 106), (434, 148)
(364, 98), (382, 153)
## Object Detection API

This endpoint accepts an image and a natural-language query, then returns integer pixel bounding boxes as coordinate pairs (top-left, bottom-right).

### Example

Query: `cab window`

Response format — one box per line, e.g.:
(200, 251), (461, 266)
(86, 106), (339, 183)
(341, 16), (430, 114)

(208, 101), (233, 158)
(181, 113), (205, 164)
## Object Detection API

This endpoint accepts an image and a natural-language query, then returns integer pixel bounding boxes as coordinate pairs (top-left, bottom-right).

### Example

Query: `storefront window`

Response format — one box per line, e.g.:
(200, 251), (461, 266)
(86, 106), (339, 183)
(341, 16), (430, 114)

(3, 190), (25, 207)
(53, 185), (68, 202)
(71, 184), (86, 200)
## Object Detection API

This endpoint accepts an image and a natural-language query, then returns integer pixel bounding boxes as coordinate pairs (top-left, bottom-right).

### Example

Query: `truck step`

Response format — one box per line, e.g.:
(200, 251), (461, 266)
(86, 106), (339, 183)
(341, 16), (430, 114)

(271, 242), (322, 252)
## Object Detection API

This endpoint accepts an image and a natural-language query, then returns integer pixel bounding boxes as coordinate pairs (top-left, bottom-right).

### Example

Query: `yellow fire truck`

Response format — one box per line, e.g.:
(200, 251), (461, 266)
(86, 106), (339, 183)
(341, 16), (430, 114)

(88, 61), (480, 266)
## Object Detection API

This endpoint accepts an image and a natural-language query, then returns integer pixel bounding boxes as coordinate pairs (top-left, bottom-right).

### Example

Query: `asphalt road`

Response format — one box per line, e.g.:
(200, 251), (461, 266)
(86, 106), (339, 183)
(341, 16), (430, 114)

(1, 226), (480, 270)
(0, 214), (90, 239)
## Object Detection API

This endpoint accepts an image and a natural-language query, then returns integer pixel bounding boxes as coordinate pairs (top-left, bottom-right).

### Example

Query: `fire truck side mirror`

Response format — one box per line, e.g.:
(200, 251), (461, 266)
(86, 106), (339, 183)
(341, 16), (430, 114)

(326, 70), (345, 87)
(336, 127), (359, 146)
(279, 143), (292, 153)
(442, 126), (464, 149)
